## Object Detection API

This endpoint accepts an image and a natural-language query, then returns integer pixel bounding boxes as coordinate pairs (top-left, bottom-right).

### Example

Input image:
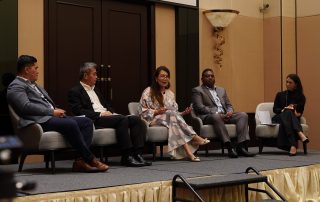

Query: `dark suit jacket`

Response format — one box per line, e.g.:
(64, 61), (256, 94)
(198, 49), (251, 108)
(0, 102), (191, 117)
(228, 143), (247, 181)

(7, 77), (55, 128)
(191, 85), (233, 120)
(68, 83), (114, 121)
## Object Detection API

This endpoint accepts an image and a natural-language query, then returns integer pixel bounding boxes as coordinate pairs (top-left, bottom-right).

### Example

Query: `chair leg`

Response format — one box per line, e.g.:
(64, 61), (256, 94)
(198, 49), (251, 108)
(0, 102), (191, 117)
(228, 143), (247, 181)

(50, 151), (55, 174)
(99, 146), (104, 162)
(160, 145), (164, 160)
(221, 142), (225, 155)
(205, 144), (208, 157)
(104, 149), (108, 163)
(259, 140), (263, 154)
(18, 153), (27, 172)
(152, 143), (156, 161)
(44, 153), (50, 169)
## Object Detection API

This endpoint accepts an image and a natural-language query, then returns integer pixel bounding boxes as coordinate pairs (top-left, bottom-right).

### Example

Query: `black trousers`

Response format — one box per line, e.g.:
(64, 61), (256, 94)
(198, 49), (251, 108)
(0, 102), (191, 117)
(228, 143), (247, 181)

(40, 116), (94, 163)
(94, 115), (146, 155)
(272, 110), (302, 149)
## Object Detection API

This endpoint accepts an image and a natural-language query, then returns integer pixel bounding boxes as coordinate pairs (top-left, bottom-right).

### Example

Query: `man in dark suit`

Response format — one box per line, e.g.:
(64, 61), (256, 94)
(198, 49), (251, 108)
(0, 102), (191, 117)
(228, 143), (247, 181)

(68, 62), (151, 167)
(7, 55), (108, 172)
(192, 68), (255, 158)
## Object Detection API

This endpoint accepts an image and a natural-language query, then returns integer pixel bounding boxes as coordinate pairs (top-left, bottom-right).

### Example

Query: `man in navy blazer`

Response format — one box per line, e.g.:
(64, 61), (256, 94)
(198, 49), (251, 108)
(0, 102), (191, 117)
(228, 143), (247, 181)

(68, 62), (151, 167)
(7, 55), (108, 172)
(192, 68), (255, 158)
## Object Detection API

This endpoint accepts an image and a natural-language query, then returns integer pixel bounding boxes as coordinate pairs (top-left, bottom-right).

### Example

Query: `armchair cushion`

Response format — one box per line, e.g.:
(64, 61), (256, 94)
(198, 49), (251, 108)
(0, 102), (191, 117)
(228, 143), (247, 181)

(39, 131), (70, 150)
(92, 128), (117, 146)
(146, 126), (168, 142)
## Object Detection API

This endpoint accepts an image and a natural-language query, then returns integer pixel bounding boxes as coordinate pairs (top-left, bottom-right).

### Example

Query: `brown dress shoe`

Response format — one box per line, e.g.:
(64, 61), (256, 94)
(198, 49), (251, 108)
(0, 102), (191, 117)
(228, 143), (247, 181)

(72, 159), (99, 173)
(89, 158), (109, 172)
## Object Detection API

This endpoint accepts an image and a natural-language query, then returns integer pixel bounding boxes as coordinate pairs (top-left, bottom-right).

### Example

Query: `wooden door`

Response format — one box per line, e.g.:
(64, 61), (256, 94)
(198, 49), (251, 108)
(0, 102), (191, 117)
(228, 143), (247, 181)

(46, 0), (151, 115)
(46, 0), (101, 113)
(101, 1), (149, 114)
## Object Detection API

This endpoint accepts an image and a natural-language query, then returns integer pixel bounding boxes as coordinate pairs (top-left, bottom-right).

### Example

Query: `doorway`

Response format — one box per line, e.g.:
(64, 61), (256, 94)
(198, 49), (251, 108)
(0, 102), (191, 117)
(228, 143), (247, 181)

(45, 0), (152, 114)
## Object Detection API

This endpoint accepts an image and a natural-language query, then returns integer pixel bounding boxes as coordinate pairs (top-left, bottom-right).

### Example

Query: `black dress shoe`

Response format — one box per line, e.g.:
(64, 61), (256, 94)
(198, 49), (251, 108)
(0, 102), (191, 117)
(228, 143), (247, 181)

(236, 147), (256, 157)
(121, 155), (145, 167)
(135, 154), (152, 166)
(227, 148), (238, 158)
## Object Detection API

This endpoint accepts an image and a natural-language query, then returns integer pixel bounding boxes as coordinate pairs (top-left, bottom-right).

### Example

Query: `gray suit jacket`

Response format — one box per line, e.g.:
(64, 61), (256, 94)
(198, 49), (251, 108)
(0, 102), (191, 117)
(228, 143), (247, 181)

(191, 85), (233, 120)
(7, 77), (55, 128)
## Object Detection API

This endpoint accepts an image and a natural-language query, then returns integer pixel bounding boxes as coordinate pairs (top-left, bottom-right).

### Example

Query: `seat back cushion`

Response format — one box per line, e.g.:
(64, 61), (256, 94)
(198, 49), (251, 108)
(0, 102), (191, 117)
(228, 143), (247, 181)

(128, 102), (140, 116)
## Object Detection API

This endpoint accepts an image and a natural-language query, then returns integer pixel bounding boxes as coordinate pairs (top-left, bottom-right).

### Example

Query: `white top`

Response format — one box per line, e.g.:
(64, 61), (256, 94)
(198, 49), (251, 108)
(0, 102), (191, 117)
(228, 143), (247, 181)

(80, 81), (107, 113)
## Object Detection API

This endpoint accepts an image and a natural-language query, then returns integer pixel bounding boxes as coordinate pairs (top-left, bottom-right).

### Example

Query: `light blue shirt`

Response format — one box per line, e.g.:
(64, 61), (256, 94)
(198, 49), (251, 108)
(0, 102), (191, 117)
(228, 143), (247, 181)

(207, 86), (225, 114)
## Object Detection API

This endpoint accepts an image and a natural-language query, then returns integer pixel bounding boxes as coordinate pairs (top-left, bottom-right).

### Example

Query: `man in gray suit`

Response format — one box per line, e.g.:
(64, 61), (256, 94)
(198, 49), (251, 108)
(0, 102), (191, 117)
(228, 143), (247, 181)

(192, 68), (255, 158)
(7, 55), (109, 172)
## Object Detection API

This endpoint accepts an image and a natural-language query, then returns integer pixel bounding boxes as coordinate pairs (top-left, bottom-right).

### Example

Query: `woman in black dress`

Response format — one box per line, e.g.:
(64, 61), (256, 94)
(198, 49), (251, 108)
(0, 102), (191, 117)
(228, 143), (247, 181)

(272, 74), (309, 156)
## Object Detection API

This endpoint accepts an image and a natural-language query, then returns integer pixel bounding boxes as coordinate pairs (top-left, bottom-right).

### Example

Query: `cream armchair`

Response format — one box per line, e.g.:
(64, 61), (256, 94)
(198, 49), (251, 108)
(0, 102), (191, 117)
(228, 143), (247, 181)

(190, 110), (237, 156)
(8, 105), (70, 174)
(128, 102), (168, 160)
(9, 105), (117, 173)
(255, 102), (309, 154)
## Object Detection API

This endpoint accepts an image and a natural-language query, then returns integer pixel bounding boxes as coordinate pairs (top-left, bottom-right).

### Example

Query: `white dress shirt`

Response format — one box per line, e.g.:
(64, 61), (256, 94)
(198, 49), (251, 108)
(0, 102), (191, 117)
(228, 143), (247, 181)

(80, 81), (107, 113)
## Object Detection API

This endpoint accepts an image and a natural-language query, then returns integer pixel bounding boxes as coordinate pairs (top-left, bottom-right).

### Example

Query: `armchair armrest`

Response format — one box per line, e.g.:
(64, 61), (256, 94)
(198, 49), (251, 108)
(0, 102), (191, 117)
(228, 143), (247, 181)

(190, 112), (203, 134)
(16, 123), (43, 150)
(8, 105), (43, 150)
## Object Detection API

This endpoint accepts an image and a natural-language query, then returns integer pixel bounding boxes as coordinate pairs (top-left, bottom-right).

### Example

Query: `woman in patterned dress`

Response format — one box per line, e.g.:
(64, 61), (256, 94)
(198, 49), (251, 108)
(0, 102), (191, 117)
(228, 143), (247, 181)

(139, 66), (210, 161)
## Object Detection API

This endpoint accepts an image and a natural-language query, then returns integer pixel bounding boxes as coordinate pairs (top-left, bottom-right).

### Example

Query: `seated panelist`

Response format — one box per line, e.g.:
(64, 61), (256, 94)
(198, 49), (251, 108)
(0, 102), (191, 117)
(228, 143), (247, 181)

(68, 62), (151, 167)
(139, 66), (210, 162)
(272, 74), (309, 156)
(191, 68), (255, 158)
(7, 55), (108, 173)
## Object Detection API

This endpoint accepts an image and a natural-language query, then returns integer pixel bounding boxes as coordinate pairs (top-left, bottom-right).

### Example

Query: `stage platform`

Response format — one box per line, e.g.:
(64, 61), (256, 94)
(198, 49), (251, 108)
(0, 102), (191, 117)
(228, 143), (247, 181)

(2, 147), (320, 202)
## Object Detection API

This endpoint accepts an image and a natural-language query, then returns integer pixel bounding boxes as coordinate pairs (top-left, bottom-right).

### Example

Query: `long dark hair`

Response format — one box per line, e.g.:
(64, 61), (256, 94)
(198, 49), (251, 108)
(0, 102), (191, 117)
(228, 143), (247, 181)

(287, 74), (306, 102)
(150, 66), (170, 107)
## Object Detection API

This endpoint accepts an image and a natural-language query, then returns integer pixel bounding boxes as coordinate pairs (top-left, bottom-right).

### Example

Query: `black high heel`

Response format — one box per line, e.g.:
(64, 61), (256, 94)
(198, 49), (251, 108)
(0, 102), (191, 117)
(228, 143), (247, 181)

(302, 138), (309, 155)
(302, 138), (310, 144)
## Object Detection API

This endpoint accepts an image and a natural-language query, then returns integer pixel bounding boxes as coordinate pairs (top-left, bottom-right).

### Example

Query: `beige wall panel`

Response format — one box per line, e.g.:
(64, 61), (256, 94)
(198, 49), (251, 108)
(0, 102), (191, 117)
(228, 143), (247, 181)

(199, 6), (233, 94)
(18, 0), (44, 86)
(297, 0), (320, 17)
(228, 16), (264, 112)
(263, 17), (281, 101)
(282, 16), (296, 89)
(200, 12), (264, 112)
(19, 0), (44, 163)
(155, 4), (176, 93)
(200, 0), (232, 10)
(263, 0), (281, 18)
(231, 0), (263, 18)
(199, 7), (217, 79)
(297, 15), (320, 149)
(282, 0), (296, 17)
